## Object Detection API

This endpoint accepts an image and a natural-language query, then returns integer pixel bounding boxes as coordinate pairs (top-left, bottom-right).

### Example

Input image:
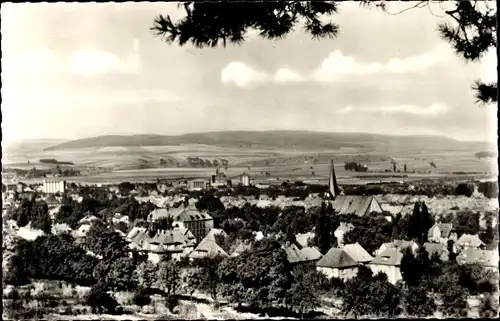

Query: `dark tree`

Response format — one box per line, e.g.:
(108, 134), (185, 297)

(479, 294), (499, 318)
(218, 238), (294, 310)
(407, 201), (434, 244)
(86, 281), (119, 314)
(439, 282), (469, 317)
(455, 183), (475, 197)
(315, 202), (332, 254)
(403, 285), (437, 317)
(196, 193), (225, 213)
(343, 266), (402, 318)
(190, 255), (225, 301)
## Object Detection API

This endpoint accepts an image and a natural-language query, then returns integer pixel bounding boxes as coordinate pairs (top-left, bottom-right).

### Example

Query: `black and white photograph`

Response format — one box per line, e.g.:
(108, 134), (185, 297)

(1, 1), (498, 319)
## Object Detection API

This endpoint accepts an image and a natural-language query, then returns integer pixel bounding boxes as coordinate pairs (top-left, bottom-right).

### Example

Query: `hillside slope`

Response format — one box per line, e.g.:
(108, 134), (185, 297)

(43, 131), (462, 151)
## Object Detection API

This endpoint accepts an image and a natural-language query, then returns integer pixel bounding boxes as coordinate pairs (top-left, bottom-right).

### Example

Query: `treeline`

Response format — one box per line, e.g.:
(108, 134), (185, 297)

(475, 151), (497, 159)
(3, 166), (81, 178)
(39, 159), (75, 165)
(5, 199), (52, 233)
(344, 161), (368, 172)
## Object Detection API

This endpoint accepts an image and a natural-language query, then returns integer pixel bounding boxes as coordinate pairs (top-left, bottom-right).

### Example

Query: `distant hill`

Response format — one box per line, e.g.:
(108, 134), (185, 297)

(43, 131), (463, 151)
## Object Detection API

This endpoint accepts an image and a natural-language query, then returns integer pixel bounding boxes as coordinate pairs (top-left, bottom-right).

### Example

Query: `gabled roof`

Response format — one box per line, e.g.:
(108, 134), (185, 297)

(423, 242), (448, 258)
(330, 195), (382, 216)
(149, 208), (170, 221)
(127, 227), (148, 245)
(343, 242), (373, 263)
(162, 230), (186, 245)
(317, 248), (358, 268)
(457, 248), (498, 268)
(335, 222), (354, 233)
(231, 242), (252, 256)
(148, 206), (213, 222)
(381, 240), (418, 252)
(189, 239), (228, 259)
(456, 234), (485, 248)
(370, 248), (403, 266)
(78, 214), (100, 225)
(204, 228), (227, 241)
(44, 195), (59, 205)
(429, 223), (453, 238)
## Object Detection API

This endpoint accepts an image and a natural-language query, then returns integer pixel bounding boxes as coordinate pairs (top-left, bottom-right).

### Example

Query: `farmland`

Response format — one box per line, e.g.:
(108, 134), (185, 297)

(2, 132), (496, 186)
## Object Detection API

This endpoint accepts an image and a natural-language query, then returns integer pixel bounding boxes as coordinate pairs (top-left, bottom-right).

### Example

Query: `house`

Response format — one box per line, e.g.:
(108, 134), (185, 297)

(253, 231), (264, 241)
(143, 229), (194, 261)
(126, 227), (148, 250)
(148, 205), (214, 242)
(342, 242), (373, 264)
(188, 237), (229, 260)
(369, 248), (404, 284)
(285, 243), (322, 265)
(334, 222), (354, 248)
(43, 179), (66, 194)
(111, 213), (129, 225)
(44, 195), (60, 208)
(457, 248), (498, 270)
(329, 195), (383, 217)
(233, 173), (251, 186)
(231, 241), (252, 257)
(455, 234), (486, 252)
(78, 214), (101, 226)
(428, 223), (453, 244)
(127, 227), (195, 262)
(316, 247), (359, 280)
(296, 232), (315, 248)
(51, 223), (72, 235)
(16, 182), (27, 193)
(423, 242), (449, 261)
(174, 225), (198, 247)
(75, 224), (92, 238)
(375, 240), (418, 257)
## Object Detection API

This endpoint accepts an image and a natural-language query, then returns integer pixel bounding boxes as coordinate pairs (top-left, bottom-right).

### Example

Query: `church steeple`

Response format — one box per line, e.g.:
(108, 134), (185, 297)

(329, 159), (341, 199)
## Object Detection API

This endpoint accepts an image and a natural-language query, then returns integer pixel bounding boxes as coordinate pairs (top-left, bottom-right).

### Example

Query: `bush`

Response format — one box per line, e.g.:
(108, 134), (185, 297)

(165, 295), (179, 313)
(132, 287), (151, 307)
(86, 282), (119, 314)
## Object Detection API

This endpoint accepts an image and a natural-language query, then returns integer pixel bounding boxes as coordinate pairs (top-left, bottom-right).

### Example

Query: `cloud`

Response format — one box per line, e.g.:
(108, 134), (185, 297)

(2, 47), (59, 74)
(337, 103), (449, 116)
(71, 39), (141, 75)
(221, 62), (268, 87)
(480, 48), (497, 83)
(221, 45), (451, 87)
(274, 68), (304, 83)
(313, 44), (450, 81)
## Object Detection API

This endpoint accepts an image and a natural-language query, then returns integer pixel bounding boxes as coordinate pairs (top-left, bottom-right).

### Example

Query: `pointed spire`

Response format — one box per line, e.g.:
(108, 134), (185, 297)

(329, 159), (341, 199)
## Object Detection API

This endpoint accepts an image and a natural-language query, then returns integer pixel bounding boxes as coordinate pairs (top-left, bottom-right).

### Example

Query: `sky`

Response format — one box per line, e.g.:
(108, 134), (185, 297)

(1, 2), (497, 143)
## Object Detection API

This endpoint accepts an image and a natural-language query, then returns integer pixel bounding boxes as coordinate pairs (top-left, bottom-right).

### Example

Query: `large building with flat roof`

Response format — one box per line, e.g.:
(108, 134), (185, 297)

(43, 179), (66, 194)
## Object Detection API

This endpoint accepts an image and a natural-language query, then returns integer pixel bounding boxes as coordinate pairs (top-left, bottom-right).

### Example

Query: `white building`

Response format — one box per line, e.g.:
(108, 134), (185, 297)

(241, 173), (250, 186)
(43, 179), (66, 194)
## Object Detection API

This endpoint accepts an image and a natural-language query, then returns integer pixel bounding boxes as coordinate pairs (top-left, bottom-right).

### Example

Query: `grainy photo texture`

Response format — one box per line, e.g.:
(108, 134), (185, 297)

(1, 1), (499, 319)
